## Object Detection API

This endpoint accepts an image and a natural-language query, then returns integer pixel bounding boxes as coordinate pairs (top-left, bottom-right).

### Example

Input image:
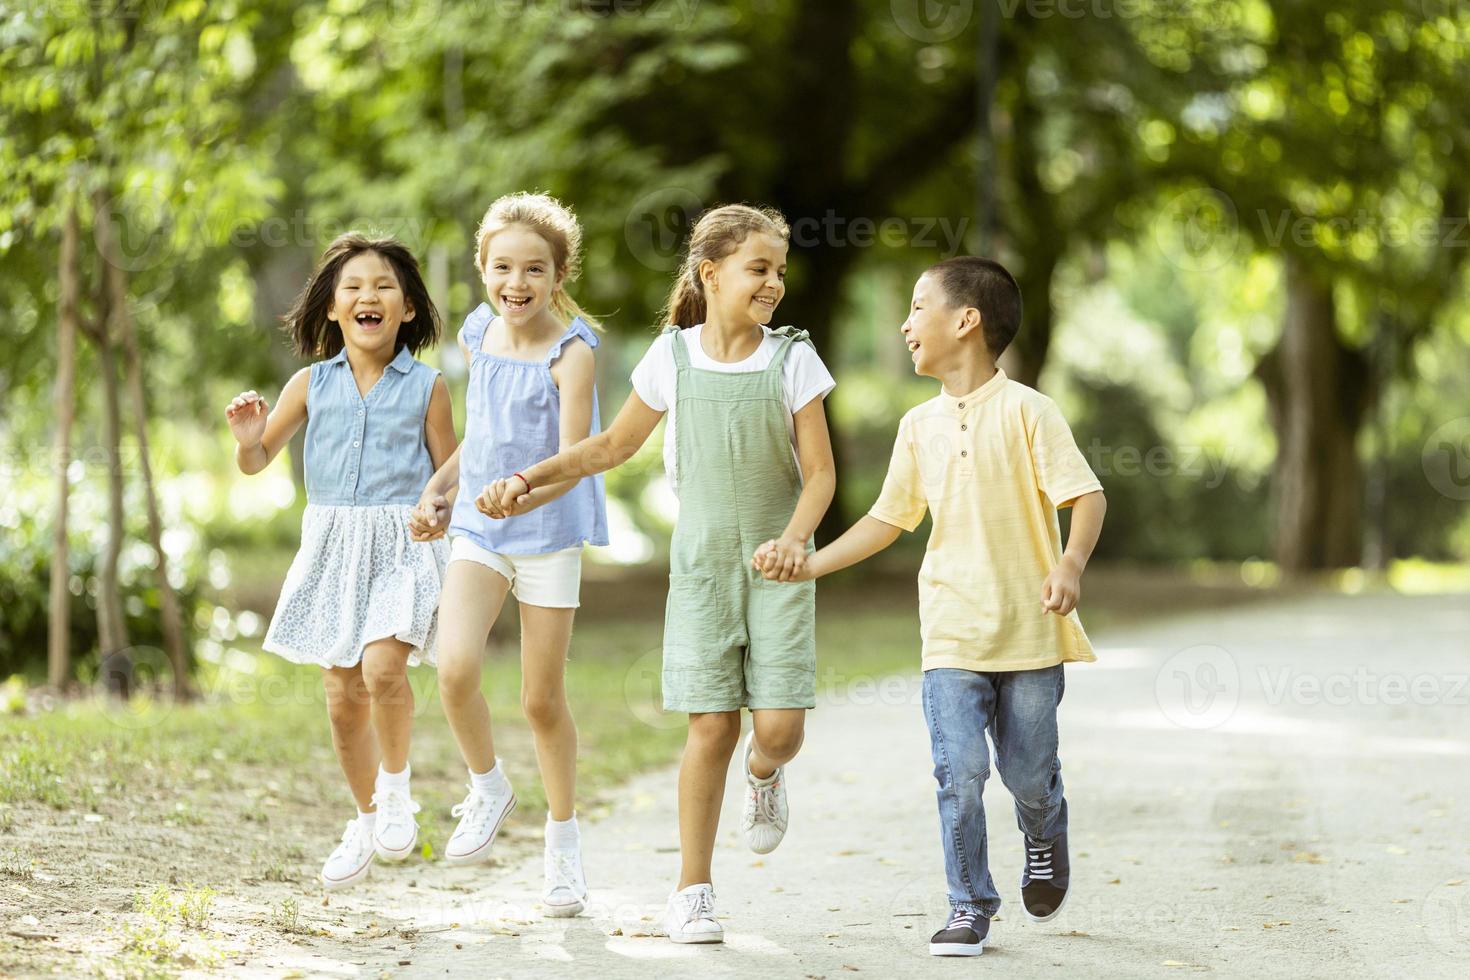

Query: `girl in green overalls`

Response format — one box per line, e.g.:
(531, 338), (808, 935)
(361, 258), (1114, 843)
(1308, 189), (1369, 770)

(485, 204), (836, 944)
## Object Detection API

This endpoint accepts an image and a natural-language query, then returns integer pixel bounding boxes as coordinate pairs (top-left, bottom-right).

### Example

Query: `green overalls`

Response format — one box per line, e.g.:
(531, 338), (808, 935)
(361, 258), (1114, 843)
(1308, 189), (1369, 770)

(661, 325), (818, 713)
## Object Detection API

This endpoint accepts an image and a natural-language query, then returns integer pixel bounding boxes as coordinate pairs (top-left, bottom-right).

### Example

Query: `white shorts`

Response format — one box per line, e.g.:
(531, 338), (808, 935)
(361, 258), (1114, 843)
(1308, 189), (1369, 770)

(449, 537), (584, 609)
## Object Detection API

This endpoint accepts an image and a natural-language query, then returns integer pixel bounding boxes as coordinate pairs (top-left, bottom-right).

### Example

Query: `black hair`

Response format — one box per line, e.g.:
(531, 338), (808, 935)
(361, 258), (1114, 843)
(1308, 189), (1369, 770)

(281, 232), (442, 359)
(925, 256), (1023, 357)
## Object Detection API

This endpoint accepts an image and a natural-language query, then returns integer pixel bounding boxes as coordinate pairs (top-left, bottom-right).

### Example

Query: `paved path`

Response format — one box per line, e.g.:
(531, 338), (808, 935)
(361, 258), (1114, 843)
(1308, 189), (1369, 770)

(263, 591), (1470, 978)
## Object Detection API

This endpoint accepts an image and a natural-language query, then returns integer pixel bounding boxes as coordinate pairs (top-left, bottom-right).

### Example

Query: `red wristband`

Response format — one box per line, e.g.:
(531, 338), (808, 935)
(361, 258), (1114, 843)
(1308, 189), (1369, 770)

(513, 472), (533, 493)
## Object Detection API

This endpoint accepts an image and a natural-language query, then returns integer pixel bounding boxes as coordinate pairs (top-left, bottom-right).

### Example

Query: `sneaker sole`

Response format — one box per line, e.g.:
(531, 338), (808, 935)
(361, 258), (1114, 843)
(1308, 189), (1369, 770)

(745, 829), (787, 855)
(373, 824), (419, 863)
(929, 939), (986, 956)
(1023, 889), (1069, 924)
(668, 930), (724, 944)
(444, 795), (517, 866)
(320, 857), (372, 890)
(542, 894), (588, 918)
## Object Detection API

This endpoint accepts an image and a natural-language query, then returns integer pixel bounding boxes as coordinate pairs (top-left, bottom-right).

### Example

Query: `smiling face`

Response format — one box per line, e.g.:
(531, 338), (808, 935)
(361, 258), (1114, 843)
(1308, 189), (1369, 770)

(327, 250), (414, 357)
(702, 232), (787, 328)
(901, 271), (980, 378)
(481, 225), (564, 327)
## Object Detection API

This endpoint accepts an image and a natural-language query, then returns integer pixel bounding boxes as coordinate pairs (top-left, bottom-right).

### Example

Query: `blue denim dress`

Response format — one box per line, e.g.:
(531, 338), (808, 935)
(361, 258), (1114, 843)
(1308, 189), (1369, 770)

(263, 345), (449, 668)
(448, 304), (609, 556)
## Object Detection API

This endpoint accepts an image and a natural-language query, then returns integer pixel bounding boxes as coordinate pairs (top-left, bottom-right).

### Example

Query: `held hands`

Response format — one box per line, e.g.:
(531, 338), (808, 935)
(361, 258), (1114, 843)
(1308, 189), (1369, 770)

(408, 494), (451, 541)
(750, 536), (813, 582)
(1040, 555), (1083, 616)
(476, 475), (531, 520)
(224, 391), (268, 447)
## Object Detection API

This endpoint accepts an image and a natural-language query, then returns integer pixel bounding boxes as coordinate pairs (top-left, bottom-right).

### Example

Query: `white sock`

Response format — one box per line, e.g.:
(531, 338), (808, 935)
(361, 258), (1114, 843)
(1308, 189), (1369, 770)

(469, 761), (509, 796)
(357, 809), (376, 830)
(377, 764), (411, 790)
(546, 813), (580, 850)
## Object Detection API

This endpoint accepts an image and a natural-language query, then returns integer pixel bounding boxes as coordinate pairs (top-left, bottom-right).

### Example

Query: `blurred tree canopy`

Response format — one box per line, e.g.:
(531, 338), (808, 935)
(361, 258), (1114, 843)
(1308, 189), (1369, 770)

(1, 0), (1467, 686)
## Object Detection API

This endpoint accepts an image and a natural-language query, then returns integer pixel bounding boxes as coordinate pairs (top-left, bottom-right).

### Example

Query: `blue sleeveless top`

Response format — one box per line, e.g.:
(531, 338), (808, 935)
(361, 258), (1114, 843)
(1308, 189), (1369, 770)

(303, 345), (439, 506)
(448, 304), (609, 555)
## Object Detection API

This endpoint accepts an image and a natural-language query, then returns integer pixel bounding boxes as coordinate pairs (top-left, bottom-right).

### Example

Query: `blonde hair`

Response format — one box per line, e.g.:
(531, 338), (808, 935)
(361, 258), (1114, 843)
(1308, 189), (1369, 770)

(474, 191), (598, 328)
(659, 204), (791, 329)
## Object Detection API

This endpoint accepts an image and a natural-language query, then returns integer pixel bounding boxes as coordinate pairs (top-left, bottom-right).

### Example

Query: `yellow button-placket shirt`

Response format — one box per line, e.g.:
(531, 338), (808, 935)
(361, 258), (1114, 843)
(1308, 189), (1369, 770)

(869, 368), (1104, 672)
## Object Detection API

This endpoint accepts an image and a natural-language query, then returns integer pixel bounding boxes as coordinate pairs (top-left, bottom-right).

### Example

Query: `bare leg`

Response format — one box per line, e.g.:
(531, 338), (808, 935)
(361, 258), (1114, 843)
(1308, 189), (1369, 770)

(747, 707), (807, 778)
(323, 665), (377, 810)
(518, 603), (579, 822)
(436, 560), (513, 773)
(677, 710), (742, 889)
(360, 637), (415, 773)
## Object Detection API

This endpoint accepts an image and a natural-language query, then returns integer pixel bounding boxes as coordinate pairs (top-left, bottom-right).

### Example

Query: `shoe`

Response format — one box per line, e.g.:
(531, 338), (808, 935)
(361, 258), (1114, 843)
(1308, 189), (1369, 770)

(320, 816), (374, 889)
(1021, 831), (1070, 922)
(741, 732), (789, 854)
(664, 883), (723, 944)
(370, 784), (421, 862)
(929, 906), (989, 956)
(444, 782), (517, 865)
(542, 845), (589, 917)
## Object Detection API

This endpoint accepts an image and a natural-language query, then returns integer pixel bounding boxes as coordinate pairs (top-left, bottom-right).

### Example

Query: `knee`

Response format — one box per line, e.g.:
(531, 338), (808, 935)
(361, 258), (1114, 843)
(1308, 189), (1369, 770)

(998, 758), (1055, 806)
(687, 712), (741, 754)
(360, 651), (408, 702)
(437, 660), (482, 705)
(753, 724), (803, 763)
(520, 685), (568, 730)
(324, 677), (369, 731)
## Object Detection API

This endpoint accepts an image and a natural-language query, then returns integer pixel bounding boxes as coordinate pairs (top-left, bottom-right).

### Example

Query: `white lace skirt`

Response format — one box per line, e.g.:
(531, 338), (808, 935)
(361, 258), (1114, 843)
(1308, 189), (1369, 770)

(263, 504), (448, 669)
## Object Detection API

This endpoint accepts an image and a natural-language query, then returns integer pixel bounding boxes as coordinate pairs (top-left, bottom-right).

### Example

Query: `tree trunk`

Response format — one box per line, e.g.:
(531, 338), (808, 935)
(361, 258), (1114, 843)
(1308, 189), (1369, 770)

(48, 206), (81, 691)
(1256, 256), (1370, 572)
(92, 277), (132, 697)
(95, 186), (194, 700)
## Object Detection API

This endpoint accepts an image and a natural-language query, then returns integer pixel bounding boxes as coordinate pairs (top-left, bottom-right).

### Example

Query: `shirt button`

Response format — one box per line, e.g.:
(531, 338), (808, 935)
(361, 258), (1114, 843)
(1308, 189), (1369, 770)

(357, 409), (364, 417)
(958, 401), (965, 409)
(353, 441), (360, 447)
(961, 450), (968, 457)
(961, 424), (968, 431)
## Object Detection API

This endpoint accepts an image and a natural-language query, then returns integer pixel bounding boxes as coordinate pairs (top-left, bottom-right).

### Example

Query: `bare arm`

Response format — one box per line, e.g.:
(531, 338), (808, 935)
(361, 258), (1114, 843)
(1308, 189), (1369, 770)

(494, 390), (665, 514)
(760, 396), (837, 581)
(1041, 490), (1107, 615)
(226, 368), (310, 475)
(409, 377), (460, 541)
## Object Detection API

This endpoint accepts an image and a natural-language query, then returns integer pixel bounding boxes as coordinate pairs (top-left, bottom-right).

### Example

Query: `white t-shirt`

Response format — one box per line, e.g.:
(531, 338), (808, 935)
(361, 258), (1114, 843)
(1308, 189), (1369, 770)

(630, 324), (836, 495)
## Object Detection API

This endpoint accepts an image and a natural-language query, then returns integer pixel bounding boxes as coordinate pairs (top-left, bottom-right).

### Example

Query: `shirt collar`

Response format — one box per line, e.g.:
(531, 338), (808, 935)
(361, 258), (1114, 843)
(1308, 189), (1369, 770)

(941, 367), (1007, 408)
(325, 345), (415, 373)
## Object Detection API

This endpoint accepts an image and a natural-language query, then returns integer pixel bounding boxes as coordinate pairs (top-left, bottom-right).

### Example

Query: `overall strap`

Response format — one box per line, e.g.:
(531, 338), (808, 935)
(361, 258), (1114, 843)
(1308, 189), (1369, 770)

(665, 325), (692, 370)
(764, 325), (811, 375)
(459, 303), (494, 353)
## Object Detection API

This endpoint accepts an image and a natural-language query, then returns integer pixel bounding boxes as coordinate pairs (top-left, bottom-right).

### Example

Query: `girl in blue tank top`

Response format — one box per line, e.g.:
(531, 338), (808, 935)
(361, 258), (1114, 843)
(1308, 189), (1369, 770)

(408, 193), (607, 916)
(225, 233), (455, 891)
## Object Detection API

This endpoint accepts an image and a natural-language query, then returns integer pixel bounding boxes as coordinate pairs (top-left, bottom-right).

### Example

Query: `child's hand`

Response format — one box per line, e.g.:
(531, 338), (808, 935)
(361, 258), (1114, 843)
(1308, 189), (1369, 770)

(496, 475), (533, 516)
(1040, 556), (1082, 615)
(409, 494), (450, 541)
(754, 536), (811, 583)
(225, 391), (268, 447)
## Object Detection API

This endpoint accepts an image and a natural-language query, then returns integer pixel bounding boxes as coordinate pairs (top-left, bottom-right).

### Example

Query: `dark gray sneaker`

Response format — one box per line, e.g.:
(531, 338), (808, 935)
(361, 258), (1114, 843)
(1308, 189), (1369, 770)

(1021, 832), (1070, 922)
(929, 907), (989, 956)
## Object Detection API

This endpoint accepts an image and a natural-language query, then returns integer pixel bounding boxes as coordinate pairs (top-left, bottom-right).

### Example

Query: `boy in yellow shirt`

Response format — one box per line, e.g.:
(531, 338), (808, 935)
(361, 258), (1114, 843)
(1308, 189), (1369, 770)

(754, 256), (1106, 957)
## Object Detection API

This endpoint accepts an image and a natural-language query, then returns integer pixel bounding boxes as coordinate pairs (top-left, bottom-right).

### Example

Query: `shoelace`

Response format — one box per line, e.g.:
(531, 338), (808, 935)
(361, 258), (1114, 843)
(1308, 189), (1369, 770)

(678, 887), (716, 922)
(946, 908), (980, 932)
(750, 777), (782, 825)
(545, 849), (583, 894)
(372, 785), (421, 825)
(339, 818), (368, 847)
(450, 786), (497, 834)
(1026, 838), (1055, 881)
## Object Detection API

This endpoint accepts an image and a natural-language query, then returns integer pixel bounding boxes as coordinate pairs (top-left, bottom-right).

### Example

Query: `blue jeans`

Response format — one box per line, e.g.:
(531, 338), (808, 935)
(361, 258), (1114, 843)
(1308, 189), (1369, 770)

(921, 665), (1068, 918)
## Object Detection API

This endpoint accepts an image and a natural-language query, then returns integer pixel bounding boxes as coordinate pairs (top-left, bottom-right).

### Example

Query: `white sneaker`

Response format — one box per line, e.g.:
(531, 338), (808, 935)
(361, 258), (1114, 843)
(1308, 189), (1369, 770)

(741, 731), (789, 854)
(370, 785), (421, 862)
(320, 817), (374, 889)
(664, 883), (723, 944)
(444, 782), (517, 865)
(542, 845), (588, 917)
